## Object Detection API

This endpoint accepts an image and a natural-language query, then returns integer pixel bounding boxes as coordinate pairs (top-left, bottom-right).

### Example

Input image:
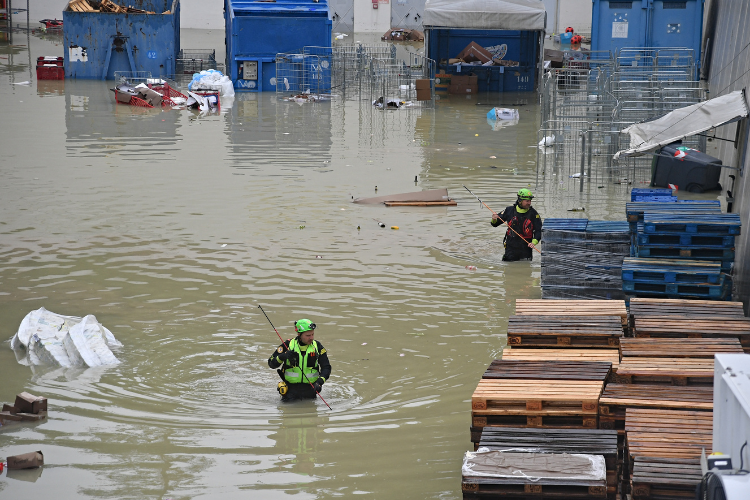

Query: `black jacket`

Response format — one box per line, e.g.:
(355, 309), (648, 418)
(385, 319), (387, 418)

(491, 204), (542, 246)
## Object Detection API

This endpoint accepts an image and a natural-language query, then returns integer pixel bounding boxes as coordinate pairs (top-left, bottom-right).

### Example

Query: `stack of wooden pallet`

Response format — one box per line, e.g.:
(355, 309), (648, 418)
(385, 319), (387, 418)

(477, 427), (619, 498)
(471, 360), (610, 445)
(628, 297), (745, 319)
(67, 0), (158, 14)
(632, 313), (750, 352)
(624, 408), (712, 499)
(515, 299), (629, 327)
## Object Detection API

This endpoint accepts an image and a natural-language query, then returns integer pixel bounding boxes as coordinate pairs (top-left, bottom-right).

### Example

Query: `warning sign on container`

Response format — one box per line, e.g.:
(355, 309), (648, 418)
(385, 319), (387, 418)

(612, 22), (628, 38)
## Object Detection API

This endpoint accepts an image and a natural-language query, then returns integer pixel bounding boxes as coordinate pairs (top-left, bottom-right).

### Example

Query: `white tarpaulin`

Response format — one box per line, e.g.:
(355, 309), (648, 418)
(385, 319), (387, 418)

(614, 90), (749, 159)
(423, 0), (546, 31)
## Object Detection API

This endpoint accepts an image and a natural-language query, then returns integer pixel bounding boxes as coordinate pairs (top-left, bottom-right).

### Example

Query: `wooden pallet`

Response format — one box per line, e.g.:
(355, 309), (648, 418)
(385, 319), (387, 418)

(68, 0), (95, 12)
(628, 297), (745, 318)
(630, 457), (702, 500)
(472, 379), (604, 413)
(502, 348), (620, 372)
(625, 409), (712, 465)
(619, 337), (743, 358)
(483, 360), (612, 381)
(632, 317), (750, 351)
(615, 358), (714, 386)
(515, 299), (628, 325)
(508, 316), (624, 348)
(599, 384), (712, 432)
(463, 451), (608, 498)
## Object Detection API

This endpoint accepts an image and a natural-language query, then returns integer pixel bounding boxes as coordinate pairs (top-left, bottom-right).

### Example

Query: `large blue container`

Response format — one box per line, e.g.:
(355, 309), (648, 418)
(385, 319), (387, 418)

(225, 0), (332, 92)
(425, 28), (539, 92)
(63, 0), (180, 80)
(592, 0), (704, 74)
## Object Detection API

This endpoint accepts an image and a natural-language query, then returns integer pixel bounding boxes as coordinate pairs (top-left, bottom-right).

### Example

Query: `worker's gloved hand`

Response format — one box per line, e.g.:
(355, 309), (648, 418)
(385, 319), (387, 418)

(277, 351), (298, 366)
(312, 380), (324, 392)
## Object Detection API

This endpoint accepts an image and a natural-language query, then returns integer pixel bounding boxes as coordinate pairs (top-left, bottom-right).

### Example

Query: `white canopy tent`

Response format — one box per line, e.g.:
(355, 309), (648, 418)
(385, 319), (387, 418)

(423, 0), (546, 31)
(613, 90), (749, 160)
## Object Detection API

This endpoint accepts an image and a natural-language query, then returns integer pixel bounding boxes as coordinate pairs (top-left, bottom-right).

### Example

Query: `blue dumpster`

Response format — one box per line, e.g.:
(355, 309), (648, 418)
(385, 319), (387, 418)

(425, 29), (539, 92)
(591, 0), (704, 75)
(225, 0), (332, 92)
(63, 0), (180, 80)
(423, 0), (545, 93)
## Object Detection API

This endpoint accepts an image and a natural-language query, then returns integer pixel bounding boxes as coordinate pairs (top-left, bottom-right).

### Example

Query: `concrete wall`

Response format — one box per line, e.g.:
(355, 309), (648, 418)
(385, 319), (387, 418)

(704, 0), (750, 314)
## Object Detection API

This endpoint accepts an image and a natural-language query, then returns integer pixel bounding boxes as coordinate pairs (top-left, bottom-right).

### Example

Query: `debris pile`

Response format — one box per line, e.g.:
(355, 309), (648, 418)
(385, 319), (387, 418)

(67, 0), (168, 14)
(381, 28), (424, 42)
(0, 392), (48, 425)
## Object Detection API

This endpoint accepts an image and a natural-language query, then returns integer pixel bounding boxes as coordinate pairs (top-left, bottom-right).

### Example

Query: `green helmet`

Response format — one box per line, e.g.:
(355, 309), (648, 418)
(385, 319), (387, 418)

(517, 188), (534, 200)
(294, 319), (316, 333)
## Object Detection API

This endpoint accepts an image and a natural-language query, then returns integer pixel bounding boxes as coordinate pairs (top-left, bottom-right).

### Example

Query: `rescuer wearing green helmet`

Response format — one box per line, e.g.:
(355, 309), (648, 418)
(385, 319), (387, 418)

(268, 319), (332, 401)
(491, 188), (542, 261)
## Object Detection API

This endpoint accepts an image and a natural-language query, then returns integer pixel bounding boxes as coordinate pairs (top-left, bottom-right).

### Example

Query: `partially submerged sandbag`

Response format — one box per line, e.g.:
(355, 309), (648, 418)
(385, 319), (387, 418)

(11, 307), (121, 368)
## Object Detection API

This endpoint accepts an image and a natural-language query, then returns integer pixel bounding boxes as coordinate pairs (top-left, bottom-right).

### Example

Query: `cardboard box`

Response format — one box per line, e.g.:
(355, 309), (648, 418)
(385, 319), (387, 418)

(456, 41), (493, 64)
(544, 49), (565, 68)
(450, 74), (478, 87)
(0, 411), (23, 422)
(416, 88), (431, 101)
(7, 451), (44, 470)
(415, 79), (430, 90)
(14, 392), (47, 414)
(3, 404), (18, 414)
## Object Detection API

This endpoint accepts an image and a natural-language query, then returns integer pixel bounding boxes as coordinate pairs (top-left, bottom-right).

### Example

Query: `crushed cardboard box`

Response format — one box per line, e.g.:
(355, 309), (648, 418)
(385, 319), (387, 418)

(7, 451), (44, 470)
(0, 392), (48, 425)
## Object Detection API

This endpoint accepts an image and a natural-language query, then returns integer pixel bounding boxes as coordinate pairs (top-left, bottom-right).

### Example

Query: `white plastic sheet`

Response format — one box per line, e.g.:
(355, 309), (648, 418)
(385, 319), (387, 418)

(11, 307), (121, 368)
(424, 0), (546, 30)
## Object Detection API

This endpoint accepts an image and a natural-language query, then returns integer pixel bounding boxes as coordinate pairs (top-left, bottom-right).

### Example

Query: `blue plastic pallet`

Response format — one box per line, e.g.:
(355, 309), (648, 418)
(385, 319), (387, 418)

(586, 221), (631, 233)
(631, 188), (674, 201)
(632, 196), (678, 203)
(625, 200), (721, 222)
(543, 218), (588, 231)
(621, 258), (724, 284)
(622, 280), (729, 298)
(636, 232), (736, 248)
(635, 246), (735, 260)
(643, 213), (742, 235)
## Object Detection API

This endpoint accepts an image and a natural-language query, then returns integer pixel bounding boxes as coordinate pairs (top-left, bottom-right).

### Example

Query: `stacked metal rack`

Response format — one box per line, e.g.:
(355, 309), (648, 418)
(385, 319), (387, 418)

(537, 47), (707, 188)
(275, 42), (435, 106)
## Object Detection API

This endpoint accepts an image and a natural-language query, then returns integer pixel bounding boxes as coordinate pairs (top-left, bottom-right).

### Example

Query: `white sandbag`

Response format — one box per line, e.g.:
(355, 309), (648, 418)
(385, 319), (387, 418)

(64, 315), (120, 367)
(11, 307), (121, 367)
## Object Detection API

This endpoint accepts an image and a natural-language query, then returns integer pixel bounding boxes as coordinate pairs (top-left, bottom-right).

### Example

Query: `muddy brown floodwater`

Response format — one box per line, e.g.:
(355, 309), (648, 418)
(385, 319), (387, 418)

(0, 28), (701, 500)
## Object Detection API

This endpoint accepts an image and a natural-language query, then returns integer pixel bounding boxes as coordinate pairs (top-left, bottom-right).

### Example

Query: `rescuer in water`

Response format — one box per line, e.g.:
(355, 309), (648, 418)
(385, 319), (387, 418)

(268, 319), (331, 401)
(491, 188), (542, 261)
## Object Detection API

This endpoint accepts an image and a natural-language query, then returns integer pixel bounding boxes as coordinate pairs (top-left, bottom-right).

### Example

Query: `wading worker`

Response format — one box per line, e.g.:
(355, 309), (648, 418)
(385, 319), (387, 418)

(268, 319), (331, 401)
(491, 188), (542, 261)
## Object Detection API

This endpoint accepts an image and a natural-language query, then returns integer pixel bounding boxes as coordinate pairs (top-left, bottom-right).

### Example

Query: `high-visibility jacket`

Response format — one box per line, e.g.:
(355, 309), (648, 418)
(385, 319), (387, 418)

(282, 338), (322, 385)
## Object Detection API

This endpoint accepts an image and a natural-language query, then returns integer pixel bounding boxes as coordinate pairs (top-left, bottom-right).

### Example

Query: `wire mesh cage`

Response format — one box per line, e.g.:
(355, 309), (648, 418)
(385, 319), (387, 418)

(176, 49), (217, 76)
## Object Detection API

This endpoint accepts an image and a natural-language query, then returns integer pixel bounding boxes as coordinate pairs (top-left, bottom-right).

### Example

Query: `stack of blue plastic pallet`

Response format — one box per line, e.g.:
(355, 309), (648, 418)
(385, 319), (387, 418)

(623, 189), (739, 300)
(540, 218), (630, 299)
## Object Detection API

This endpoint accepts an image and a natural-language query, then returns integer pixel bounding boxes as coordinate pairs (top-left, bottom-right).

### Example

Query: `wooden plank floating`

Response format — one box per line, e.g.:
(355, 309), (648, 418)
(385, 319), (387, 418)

(620, 337), (743, 358)
(628, 297), (745, 318)
(483, 360), (612, 381)
(615, 357), (714, 386)
(507, 315), (624, 348)
(599, 384), (712, 432)
(630, 457), (702, 500)
(515, 299), (628, 325)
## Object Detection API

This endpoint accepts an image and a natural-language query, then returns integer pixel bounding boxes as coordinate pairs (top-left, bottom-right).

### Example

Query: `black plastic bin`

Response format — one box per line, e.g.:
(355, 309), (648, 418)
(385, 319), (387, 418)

(651, 142), (722, 193)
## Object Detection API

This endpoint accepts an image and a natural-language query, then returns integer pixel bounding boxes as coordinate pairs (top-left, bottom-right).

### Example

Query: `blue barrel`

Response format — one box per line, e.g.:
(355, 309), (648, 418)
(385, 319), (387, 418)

(63, 0), (180, 80)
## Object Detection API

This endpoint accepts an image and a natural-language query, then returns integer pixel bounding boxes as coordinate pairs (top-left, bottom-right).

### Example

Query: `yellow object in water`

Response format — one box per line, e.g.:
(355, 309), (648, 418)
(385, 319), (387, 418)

(391, 226), (399, 230)
(277, 381), (288, 395)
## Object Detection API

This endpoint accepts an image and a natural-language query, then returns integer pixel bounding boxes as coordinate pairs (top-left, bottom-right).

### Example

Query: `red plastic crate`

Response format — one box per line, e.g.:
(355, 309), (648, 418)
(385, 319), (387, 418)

(36, 57), (64, 80)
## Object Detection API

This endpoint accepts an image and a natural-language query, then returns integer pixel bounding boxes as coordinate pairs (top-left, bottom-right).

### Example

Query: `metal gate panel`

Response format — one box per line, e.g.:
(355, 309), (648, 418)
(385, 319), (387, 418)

(329, 0), (354, 33)
(391, 0), (425, 30)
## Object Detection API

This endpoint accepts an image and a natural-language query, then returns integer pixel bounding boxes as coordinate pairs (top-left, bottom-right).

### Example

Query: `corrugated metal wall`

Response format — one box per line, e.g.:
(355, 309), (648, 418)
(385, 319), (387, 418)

(705, 0), (750, 314)
(329, 0), (425, 32)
